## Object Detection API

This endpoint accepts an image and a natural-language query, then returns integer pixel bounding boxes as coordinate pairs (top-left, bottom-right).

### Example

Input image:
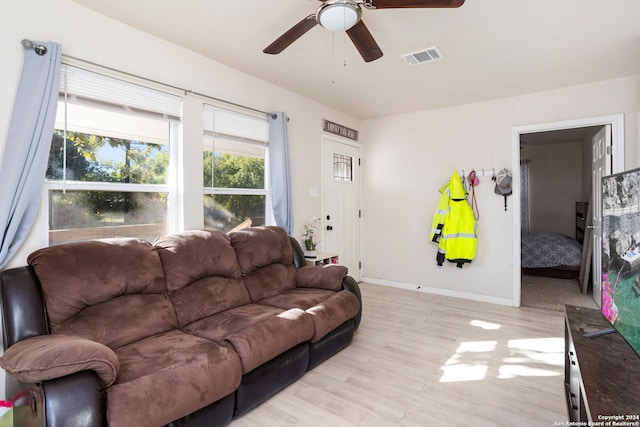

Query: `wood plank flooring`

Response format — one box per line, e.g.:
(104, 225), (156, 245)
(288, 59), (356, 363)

(231, 283), (568, 426)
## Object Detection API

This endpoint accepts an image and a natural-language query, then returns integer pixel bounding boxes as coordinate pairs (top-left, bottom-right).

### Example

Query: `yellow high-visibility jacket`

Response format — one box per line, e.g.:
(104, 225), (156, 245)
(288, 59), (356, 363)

(430, 171), (478, 268)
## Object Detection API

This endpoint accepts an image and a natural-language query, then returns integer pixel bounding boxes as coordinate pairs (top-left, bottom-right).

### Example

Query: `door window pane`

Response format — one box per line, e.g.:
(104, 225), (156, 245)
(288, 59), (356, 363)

(333, 153), (353, 182)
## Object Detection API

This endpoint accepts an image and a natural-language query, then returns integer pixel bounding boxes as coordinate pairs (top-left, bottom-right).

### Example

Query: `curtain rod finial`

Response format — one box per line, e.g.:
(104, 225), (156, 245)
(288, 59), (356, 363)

(21, 39), (47, 56)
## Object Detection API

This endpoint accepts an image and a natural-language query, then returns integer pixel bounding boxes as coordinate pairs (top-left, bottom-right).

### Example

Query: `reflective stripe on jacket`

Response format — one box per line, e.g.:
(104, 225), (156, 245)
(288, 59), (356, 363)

(430, 171), (478, 268)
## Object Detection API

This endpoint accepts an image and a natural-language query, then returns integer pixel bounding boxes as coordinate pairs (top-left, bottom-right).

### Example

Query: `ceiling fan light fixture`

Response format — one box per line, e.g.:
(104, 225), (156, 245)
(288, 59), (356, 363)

(317, 0), (362, 32)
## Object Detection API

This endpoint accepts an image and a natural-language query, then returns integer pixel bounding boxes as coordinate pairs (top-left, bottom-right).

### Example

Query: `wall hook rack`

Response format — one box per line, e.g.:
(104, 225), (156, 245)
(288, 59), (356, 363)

(458, 169), (497, 178)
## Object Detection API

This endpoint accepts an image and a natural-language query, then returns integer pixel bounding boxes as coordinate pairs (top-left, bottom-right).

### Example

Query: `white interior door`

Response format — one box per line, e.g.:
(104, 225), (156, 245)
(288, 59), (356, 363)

(592, 125), (612, 305)
(322, 137), (361, 281)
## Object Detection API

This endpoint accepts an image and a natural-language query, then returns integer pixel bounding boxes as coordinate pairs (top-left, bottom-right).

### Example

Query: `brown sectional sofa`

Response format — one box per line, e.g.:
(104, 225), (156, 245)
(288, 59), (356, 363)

(0, 226), (362, 426)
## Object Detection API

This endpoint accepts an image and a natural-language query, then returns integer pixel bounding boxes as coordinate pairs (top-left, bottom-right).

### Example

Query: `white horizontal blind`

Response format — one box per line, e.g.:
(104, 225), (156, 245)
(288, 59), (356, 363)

(59, 65), (182, 122)
(203, 104), (268, 146)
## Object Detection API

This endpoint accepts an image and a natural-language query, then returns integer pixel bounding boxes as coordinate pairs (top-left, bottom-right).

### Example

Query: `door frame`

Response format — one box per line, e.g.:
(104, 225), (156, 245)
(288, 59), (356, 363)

(511, 114), (624, 307)
(321, 134), (362, 281)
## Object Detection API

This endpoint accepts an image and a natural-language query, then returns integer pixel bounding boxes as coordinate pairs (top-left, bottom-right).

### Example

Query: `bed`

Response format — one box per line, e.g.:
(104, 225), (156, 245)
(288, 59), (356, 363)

(521, 232), (583, 279)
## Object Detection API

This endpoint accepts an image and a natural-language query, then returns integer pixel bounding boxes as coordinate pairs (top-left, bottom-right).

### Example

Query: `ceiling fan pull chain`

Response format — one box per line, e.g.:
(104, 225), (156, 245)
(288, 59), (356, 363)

(343, 24), (348, 67)
(331, 32), (336, 84)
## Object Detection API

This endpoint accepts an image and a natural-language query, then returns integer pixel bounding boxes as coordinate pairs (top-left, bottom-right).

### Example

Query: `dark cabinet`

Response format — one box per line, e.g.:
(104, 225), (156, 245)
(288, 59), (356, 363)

(564, 305), (640, 422)
(575, 202), (588, 244)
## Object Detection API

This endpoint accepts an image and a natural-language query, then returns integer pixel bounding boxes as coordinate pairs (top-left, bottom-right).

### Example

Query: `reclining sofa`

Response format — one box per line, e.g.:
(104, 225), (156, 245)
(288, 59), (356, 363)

(0, 226), (362, 426)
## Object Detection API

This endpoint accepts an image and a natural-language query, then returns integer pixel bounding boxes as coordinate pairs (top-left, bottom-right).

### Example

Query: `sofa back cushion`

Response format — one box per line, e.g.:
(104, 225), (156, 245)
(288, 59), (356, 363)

(229, 226), (296, 301)
(154, 230), (250, 326)
(28, 239), (176, 349)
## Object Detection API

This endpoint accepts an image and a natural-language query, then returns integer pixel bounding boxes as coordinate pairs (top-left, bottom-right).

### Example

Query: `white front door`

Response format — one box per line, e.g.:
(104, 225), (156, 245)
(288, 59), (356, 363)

(322, 137), (361, 281)
(592, 125), (612, 305)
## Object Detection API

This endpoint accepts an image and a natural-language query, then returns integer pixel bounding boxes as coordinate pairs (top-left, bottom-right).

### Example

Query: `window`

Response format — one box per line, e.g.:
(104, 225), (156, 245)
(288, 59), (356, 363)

(46, 65), (181, 244)
(333, 153), (353, 182)
(203, 105), (269, 232)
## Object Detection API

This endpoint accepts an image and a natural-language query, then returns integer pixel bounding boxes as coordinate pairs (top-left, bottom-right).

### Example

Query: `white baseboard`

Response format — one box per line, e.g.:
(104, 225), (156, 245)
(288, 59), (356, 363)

(361, 276), (515, 307)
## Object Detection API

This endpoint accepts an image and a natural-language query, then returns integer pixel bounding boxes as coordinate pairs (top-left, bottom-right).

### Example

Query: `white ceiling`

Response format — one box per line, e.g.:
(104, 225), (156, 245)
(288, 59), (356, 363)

(72, 0), (640, 120)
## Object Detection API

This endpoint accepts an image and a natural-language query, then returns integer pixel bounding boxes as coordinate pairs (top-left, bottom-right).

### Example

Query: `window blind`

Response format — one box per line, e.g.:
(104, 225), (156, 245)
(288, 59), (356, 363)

(203, 104), (268, 146)
(59, 65), (182, 122)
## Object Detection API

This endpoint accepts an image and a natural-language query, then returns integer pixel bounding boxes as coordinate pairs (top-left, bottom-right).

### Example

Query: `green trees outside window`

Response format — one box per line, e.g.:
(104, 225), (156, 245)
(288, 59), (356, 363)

(47, 129), (169, 242)
(203, 150), (266, 232)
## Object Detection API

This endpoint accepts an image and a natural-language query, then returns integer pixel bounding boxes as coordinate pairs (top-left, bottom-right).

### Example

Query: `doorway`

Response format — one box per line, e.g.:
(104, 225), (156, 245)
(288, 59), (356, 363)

(321, 136), (361, 281)
(511, 115), (625, 307)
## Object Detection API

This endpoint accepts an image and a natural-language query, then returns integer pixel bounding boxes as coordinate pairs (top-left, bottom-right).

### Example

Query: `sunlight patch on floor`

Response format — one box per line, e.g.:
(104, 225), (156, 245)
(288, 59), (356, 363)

(439, 341), (497, 383)
(507, 337), (564, 365)
(439, 337), (564, 383)
(470, 319), (502, 330)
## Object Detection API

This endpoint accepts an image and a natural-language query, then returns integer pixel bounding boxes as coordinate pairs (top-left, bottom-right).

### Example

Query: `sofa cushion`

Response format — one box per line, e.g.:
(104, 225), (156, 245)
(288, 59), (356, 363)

(305, 292), (360, 342)
(229, 227), (297, 301)
(28, 239), (177, 348)
(296, 264), (348, 291)
(242, 263), (297, 302)
(154, 230), (242, 290)
(154, 231), (250, 326)
(257, 288), (344, 310)
(0, 335), (119, 387)
(182, 304), (314, 374)
(108, 329), (242, 427)
(223, 308), (314, 374)
(229, 226), (293, 275)
(55, 294), (178, 350)
(257, 289), (360, 343)
(182, 304), (284, 342)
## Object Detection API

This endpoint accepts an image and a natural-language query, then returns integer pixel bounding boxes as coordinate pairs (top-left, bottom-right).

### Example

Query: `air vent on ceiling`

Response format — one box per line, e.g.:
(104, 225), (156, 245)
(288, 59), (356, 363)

(401, 46), (444, 66)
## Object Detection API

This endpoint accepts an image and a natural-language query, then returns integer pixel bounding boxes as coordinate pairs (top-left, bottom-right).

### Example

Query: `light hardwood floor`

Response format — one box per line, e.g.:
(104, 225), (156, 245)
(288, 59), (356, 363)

(232, 283), (568, 426)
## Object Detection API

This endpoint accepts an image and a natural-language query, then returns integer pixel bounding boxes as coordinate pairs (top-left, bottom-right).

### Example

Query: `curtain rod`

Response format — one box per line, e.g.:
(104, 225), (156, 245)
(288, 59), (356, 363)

(21, 39), (48, 56)
(56, 51), (278, 119)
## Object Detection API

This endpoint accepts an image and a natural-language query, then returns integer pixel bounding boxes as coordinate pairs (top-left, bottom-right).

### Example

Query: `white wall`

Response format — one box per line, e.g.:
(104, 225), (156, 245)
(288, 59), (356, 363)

(0, 0), (360, 269)
(361, 76), (640, 304)
(523, 141), (583, 236)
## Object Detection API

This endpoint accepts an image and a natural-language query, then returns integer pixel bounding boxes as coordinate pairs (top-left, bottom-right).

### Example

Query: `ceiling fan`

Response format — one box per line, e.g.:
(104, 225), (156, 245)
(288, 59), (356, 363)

(263, 0), (465, 63)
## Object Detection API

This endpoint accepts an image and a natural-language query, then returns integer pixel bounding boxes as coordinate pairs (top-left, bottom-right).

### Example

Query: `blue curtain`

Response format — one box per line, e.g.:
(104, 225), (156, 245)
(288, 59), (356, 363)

(268, 112), (293, 235)
(0, 41), (61, 268)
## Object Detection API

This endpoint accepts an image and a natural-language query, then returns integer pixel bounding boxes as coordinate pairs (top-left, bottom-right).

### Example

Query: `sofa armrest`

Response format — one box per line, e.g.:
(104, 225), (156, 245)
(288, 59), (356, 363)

(1, 266), (49, 349)
(43, 371), (107, 427)
(296, 265), (348, 291)
(7, 371), (107, 427)
(341, 276), (362, 331)
(0, 335), (119, 388)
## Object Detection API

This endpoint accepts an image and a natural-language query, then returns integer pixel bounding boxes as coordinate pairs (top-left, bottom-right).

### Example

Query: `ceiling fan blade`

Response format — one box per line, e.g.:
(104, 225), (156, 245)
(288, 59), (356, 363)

(346, 20), (383, 63)
(371, 0), (465, 8)
(263, 14), (318, 55)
